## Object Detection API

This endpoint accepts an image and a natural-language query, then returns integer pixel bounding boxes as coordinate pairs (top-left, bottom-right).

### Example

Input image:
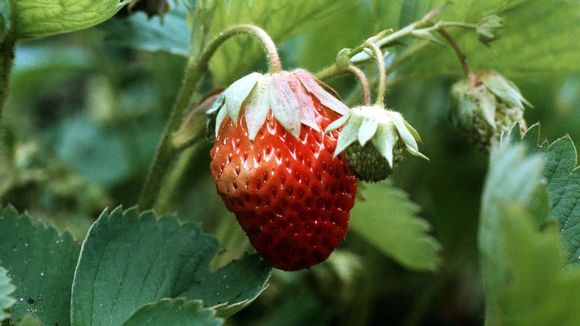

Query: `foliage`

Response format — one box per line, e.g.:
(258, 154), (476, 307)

(0, 0), (579, 325)
(350, 182), (441, 271)
(480, 134), (580, 325)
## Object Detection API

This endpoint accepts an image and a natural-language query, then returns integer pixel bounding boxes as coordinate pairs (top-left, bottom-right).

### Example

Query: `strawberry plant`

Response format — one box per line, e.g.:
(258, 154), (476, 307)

(0, 0), (579, 325)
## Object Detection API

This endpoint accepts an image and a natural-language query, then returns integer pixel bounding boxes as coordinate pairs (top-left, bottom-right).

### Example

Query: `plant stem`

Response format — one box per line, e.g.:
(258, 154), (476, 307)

(0, 25), (15, 122)
(437, 28), (474, 78)
(366, 42), (387, 107)
(343, 65), (371, 106)
(138, 24), (281, 210)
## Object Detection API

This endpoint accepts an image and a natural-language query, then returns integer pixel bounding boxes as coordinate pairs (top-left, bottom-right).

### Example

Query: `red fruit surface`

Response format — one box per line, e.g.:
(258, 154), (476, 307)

(210, 99), (358, 271)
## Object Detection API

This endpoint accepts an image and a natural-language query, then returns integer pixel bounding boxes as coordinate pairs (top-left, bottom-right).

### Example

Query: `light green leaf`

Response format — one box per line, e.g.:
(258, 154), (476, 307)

(400, 1), (580, 78)
(208, 0), (351, 84)
(0, 206), (80, 325)
(71, 207), (271, 325)
(101, 3), (190, 56)
(13, 0), (127, 39)
(479, 141), (545, 322)
(123, 299), (223, 326)
(494, 205), (580, 326)
(518, 125), (580, 266)
(0, 266), (16, 321)
(350, 182), (442, 271)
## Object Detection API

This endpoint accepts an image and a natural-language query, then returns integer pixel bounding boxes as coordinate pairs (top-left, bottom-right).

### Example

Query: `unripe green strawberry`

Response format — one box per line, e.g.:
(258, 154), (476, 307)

(326, 106), (427, 182)
(451, 71), (530, 151)
(208, 69), (358, 271)
(344, 141), (405, 182)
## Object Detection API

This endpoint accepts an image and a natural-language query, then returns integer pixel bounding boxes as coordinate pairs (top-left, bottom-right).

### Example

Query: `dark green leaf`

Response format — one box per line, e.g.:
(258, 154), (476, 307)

(71, 207), (270, 325)
(181, 255), (271, 317)
(0, 206), (80, 325)
(518, 125), (580, 265)
(123, 299), (223, 326)
(350, 182), (442, 271)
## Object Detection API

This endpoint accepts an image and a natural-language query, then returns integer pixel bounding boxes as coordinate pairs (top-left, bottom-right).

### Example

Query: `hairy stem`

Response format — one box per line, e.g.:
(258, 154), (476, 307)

(138, 24), (281, 210)
(366, 42), (387, 107)
(437, 28), (474, 77)
(343, 65), (371, 106)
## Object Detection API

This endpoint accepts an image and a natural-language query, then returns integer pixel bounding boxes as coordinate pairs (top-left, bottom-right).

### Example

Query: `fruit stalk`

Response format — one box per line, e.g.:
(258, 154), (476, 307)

(341, 65), (371, 106)
(365, 42), (387, 106)
(138, 24), (281, 210)
(437, 28), (474, 78)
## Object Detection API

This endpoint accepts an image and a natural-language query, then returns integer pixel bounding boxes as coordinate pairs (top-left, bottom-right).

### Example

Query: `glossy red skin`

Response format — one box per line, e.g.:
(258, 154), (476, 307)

(210, 100), (358, 271)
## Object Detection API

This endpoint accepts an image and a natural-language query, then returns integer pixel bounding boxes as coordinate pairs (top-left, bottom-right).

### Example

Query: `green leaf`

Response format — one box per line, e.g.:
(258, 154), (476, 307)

(400, 1), (580, 78)
(350, 182), (442, 271)
(0, 206), (81, 325)
(101, 3), (191, 56)
(181, 255), (271, 317)
(0, 266), (16, 321)
(71, 207), (271, 325)
(494, 205), (580, 326)
(518, 125), (580, 266)
(479, 141), (545, 322)
(208, 0), (351, 84)
(123, 299), (223, 326)
(13, 0), (127, 39)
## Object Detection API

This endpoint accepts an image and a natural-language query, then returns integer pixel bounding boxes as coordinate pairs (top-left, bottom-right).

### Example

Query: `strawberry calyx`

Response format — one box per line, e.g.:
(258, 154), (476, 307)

(326, 105), (427, 180)
(207, 69), (349, 141)
(451, 70), (531, 150)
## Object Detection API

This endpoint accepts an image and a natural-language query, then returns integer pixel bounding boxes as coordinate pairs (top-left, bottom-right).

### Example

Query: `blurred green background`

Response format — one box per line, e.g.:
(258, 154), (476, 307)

(1, 0), (579, 324)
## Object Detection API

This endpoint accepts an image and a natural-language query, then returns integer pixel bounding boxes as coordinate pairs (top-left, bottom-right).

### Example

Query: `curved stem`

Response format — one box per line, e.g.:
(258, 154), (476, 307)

(235, 24), (281, 73)
(343, 65), (371, 106)
(138, 24), (281, 210)
(366, 42), (387, 107)
(437, 28), (474, 78)
(0, 11), (16, 122)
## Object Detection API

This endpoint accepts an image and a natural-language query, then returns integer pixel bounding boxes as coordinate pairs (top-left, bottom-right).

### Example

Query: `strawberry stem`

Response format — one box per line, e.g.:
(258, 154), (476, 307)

(227, 24), (282, 73)
(139, 23), (281, 210)
(437, 28), (474, 78)
(366, 42), (387, 107)
(344, 65), (371, 106)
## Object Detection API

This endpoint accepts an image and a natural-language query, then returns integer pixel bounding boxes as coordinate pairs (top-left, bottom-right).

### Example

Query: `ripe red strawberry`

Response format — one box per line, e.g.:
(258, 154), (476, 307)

(208, 70), (358, 271)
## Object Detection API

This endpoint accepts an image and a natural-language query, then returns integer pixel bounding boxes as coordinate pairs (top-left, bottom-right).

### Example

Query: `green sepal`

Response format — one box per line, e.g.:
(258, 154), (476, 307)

(325, 113), (351, 135)
(214, 106), (228, 136)
(482, 72), (530, 108)
(358, 117), (379, 146)
(371, 124), (398, 167)
(477, 88), (497, 128)
(245, 76), (271, 141)
(334, 114), (363, 157)
(269, 72), (301, 138)
(224, 72), (261, 124)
